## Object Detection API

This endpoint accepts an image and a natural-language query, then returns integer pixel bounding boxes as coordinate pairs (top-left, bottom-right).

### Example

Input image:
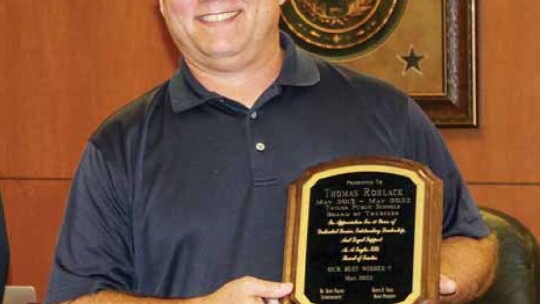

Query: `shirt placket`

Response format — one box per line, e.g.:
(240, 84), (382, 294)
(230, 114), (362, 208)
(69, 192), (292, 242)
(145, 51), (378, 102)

(246, 84), (282, 187)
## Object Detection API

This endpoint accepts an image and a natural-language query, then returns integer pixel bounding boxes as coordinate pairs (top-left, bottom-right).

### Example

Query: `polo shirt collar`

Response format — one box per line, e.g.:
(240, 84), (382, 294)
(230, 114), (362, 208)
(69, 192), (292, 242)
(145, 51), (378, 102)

(276, 33), (320, 87)
(169, 32), (320, 114)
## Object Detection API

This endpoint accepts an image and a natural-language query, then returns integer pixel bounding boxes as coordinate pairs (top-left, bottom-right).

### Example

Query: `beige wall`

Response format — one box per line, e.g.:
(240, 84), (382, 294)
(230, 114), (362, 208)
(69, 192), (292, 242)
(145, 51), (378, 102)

(0, 1), (539, 301)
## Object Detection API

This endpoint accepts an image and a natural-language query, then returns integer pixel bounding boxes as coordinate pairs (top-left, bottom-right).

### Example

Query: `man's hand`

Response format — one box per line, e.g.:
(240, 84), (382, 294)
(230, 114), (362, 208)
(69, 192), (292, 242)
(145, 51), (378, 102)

(439, 233), (498, 304)
(60, 277), (293, 304)
(200, 276), (293, 304)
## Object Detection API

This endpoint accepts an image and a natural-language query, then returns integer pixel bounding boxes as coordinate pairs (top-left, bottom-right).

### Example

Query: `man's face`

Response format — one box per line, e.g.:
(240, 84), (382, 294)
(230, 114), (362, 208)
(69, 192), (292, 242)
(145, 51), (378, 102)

(160, 0), (283, 67)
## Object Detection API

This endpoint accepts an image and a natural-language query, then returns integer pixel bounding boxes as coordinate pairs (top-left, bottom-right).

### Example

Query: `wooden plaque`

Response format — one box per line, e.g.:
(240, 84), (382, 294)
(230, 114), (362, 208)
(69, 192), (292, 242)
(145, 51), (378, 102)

(283, 157), (442, 304)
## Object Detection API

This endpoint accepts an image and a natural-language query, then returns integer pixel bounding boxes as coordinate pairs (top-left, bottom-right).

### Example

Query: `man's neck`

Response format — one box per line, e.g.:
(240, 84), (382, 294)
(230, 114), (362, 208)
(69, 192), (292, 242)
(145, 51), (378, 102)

(185, 43), (284, 108)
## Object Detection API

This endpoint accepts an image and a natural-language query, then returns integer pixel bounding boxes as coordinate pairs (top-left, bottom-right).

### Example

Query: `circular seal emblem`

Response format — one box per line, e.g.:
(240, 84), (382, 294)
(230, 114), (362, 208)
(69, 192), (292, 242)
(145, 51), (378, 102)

(280, 0), (408, 60)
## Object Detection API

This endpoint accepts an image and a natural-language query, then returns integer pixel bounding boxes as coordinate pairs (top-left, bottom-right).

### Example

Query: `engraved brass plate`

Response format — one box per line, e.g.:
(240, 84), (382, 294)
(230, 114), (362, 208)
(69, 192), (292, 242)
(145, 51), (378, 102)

(280, 0), (408, 59)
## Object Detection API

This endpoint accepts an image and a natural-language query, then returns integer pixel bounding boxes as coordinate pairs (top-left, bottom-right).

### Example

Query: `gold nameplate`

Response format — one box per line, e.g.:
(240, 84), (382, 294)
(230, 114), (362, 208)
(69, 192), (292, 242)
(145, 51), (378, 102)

(283, 157), (442, 304)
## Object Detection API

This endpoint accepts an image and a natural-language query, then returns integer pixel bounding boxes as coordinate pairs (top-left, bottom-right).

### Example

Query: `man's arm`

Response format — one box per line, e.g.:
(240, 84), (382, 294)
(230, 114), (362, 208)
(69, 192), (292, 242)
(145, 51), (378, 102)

(60, 277), (293, 304)
(439, 233), (499, 304)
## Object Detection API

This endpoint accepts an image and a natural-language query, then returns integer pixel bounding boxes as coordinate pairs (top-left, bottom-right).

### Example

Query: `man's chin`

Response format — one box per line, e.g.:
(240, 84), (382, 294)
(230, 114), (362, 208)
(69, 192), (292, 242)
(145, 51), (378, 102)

(196, 48), (253, 68)
(205, 50), (239, 59)
(200, 45), (243, 59)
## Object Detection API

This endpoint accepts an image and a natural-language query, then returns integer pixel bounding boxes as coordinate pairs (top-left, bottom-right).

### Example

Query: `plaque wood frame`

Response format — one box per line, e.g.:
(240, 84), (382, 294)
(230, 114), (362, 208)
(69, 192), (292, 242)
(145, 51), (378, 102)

(282, 157), (443, 304)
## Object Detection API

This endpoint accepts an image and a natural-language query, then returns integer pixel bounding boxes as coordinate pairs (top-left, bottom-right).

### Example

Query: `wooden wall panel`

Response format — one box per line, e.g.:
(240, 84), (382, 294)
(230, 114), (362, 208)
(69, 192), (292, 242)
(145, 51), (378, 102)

(0, 0), (179, 179)
(441, 1), (540, 183)
(0, 180), (70, 301)
(436, 0), (540, 266)
(472, 185), (540, 240)
(440, 1), (540, 242)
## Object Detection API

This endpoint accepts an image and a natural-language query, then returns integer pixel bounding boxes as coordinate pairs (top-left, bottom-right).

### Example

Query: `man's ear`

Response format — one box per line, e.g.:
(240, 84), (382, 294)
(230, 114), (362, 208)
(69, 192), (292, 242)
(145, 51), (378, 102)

(159, 0), (164, 15)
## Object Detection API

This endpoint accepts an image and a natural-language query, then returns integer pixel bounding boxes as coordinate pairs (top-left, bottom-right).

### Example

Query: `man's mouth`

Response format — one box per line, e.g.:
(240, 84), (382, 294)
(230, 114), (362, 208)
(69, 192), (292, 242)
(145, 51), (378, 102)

(198, 10), (241, 23)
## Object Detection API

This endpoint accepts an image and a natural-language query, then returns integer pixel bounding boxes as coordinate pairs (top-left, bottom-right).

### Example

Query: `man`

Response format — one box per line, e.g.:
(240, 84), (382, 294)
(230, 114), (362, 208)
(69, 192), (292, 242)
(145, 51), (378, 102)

(45, 0), (497, 303)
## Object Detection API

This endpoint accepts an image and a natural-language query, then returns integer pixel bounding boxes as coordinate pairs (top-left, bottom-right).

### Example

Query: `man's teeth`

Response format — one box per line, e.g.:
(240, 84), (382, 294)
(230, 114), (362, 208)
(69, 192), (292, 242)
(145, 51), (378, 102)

(199, 11), (239, 23)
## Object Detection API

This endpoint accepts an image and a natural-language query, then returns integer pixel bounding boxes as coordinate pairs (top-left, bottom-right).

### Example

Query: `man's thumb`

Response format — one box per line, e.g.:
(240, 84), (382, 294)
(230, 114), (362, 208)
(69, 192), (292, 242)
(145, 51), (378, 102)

(439, 274), (457, 295)
(245, 278), (293, 298)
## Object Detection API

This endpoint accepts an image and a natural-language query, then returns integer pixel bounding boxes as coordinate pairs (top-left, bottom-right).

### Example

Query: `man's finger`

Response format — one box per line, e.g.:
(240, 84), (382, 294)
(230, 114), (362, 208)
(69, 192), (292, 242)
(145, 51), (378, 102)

(439, 274), (457, 295)
(241, 277), (293, 298)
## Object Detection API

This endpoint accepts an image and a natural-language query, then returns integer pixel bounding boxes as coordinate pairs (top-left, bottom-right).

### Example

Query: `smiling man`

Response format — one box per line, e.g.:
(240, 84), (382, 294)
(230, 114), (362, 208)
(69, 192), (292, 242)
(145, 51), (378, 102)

(45, 0), (497, 303)
(160, 0), (286, 107)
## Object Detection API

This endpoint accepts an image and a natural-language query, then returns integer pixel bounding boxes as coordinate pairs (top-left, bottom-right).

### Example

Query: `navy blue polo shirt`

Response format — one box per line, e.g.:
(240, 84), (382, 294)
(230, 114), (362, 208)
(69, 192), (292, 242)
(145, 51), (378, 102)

(46, 33), (489, 303)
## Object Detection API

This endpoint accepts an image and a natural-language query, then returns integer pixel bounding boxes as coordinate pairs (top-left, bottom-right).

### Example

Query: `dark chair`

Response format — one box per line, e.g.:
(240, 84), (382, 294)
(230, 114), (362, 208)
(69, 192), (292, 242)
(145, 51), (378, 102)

(0, 189), (9, 301)
(471, 208), (540, 304)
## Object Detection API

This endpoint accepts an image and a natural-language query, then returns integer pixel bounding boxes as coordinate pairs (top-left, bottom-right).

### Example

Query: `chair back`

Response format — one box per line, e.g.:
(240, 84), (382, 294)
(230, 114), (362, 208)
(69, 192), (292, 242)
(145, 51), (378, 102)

(472, 208), (540, 304)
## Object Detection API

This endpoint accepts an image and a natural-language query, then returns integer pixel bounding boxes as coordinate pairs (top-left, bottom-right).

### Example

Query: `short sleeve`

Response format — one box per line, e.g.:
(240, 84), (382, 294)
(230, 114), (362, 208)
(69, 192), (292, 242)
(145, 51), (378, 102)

(45, 142), (134, 303)
(404, 99), (490, 239)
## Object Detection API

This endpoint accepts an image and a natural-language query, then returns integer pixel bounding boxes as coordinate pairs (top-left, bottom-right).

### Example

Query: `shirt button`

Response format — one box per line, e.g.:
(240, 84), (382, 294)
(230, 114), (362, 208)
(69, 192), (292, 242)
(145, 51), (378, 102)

(255, 143), (266, 152)
(250, 111), (258, 120)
